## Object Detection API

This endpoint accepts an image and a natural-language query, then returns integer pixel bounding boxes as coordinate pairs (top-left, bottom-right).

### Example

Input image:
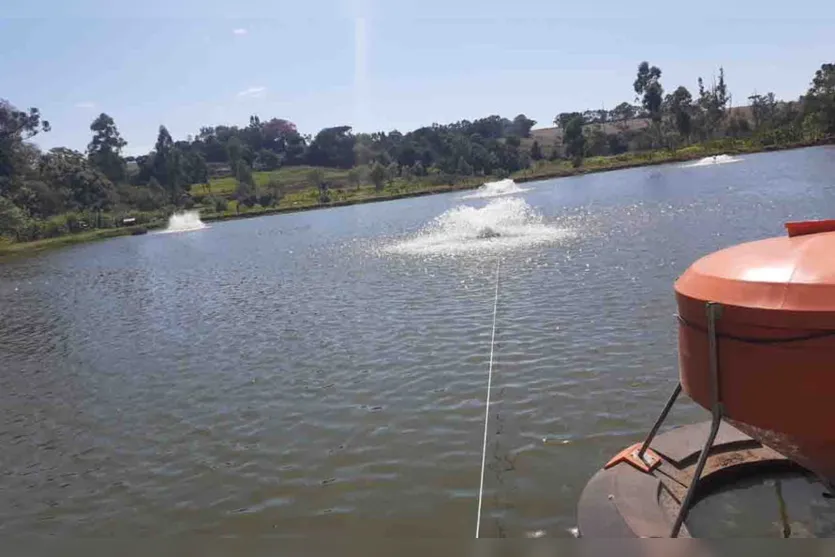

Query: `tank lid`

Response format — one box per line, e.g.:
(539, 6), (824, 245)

(675, 224), (835, 327)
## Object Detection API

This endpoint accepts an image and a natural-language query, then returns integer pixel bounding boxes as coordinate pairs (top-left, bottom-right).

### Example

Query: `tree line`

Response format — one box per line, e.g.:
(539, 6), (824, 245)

(1, 61), (834, 242)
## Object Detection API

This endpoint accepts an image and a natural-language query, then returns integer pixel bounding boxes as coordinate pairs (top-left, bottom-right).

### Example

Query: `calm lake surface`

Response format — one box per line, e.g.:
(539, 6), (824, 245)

(2, 146), (835, 539)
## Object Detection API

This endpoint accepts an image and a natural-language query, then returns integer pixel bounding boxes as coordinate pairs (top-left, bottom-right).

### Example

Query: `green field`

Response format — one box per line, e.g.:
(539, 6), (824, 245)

(187, 136), (824, 222)
(195, 166), (355, 197)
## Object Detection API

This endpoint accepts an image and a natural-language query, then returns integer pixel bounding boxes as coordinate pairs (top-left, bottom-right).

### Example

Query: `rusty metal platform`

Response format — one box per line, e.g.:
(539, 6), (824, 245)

(577, 421), (800, 538)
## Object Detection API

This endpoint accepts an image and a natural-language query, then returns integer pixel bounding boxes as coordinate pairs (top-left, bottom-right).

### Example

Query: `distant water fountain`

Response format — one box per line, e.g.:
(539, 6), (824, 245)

(161, 210), (207, 234)
(384, 197), (572, 256)
(462, 178), (531, 200)
(683, 154), (743, 168)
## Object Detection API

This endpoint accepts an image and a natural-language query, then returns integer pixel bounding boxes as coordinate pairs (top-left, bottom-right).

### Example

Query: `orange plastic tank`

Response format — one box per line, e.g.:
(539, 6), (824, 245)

(675, 220), (835, 484)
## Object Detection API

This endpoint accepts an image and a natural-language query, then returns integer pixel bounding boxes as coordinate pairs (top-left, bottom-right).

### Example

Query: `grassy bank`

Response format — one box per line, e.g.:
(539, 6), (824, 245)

(3, 137), (832, 259)
(194, 136), (832, 222)
(0, 224), (163, 258)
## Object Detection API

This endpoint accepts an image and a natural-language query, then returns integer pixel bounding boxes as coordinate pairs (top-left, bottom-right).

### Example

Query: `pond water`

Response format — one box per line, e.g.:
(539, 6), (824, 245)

(2, 146), (835, 538)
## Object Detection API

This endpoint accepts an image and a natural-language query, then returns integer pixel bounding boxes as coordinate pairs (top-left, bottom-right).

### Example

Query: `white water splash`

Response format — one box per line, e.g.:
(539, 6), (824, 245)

(682, 154), (742, 168)
(384, 198), (572, 256)
(462, 178), (531, 199)
(160, 210), (207, 234)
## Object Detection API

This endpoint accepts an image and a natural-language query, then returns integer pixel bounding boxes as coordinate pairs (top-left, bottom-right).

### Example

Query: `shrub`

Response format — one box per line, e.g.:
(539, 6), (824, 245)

(258, 193), (275, 207)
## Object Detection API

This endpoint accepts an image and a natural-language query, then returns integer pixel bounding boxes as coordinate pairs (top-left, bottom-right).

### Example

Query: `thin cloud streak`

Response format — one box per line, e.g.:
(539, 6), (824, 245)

(237, 86), (267, 99)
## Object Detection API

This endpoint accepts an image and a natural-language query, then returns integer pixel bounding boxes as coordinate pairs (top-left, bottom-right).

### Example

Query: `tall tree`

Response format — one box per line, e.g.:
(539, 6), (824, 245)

(347, 167), (362, 190)
(226, 136), (244, 168)
(234, 160), (256, 205)
(0, 194), (26, 239)
(563, 114), (586, 165)
(634, 62), (664, 123)
(0, 101), (49, 142)
(151, 125), (184, 199)
(386, 162), (400, 184)
(183, 151), (209, 187)
(306, 126), (356, 168)
(697, 68), (730, 138)
(665, 86), (694, 139)
(510, 114), (536, 137)
(87, 113), (127, 183)
(804, 63), (835, 136)
(1, 100), (50, 197)
(749, 92), (777, 131)
(369, 162), (386, 191)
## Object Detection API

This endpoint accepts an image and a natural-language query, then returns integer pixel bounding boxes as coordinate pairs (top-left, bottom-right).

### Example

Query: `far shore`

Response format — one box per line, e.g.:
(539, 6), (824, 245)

(2, 138), (831, 260)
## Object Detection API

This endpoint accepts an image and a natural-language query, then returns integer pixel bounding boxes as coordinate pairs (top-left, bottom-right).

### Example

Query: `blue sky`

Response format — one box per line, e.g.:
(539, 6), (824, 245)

(2, 0), (834, 156)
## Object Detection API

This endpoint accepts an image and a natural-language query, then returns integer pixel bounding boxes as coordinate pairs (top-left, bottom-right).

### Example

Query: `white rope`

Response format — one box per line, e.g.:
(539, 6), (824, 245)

(475, 256), (501, 539)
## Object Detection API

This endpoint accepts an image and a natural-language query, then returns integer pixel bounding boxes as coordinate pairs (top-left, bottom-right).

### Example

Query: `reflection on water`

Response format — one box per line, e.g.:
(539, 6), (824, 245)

(1, 147), (835, 538)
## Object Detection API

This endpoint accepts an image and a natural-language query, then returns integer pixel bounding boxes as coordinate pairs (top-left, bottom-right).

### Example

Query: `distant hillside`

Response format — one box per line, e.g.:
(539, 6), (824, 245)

(525, 106), (755, 153)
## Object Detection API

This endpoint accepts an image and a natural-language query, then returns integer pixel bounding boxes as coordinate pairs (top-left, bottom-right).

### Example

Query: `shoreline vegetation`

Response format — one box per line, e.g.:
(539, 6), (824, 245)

(3, 60), (835, 258)
(2, 137), (830, 258)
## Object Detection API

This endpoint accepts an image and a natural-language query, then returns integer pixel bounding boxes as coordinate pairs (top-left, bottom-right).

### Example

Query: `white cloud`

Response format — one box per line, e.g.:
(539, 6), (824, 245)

(237, 86), (267, 99)
(75, 101), (96, 109)
(232, 28), (248, 35)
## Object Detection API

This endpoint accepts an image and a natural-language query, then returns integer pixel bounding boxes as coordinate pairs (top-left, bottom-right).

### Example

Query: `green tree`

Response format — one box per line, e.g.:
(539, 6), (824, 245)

(0, 101), (49, 142)
(40, 147), (116, 212)
(665, 86), (694, 140)
(227, 136), (244, 167)
(210, 196), (228, 213)
(585, 128), (609, 157)
(696, 68), (730, 139)
(87, 113), (127, 183)
(1, 100), (50, 198)
(611, 102), (636, 132)
(234, 160), (256, 204)
(510, 114), (536, 137)
(266, 178), (284, 206)
(456, 156), (473, 176)
(562, 114), (586, 166)
(412, 161), (426, 176)
(306, 168), (325, 190)
(726, 115), (751, 138)
(0, 195), (26, 239)
(386, 162), (400, 184)
(634, 62), (664, 122)
(530, 140), (543, 160)
(347, 167), (362, 190)
(306, 126), (356, 168)
(749, 92), (777, 131)
(634, 61), (664, 149)
(369, 162), (386, 191)
(183, 151), (209, 188)
(255, 148), (281, 171)
(151, 125), (185, 200)
(804, 63), (835, 136)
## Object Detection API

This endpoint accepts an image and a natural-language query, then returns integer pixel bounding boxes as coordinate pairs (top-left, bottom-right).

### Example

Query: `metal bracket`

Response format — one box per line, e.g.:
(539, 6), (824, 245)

(629, 302), (725, 537)
(669, 301), (724, 538)
(605, 443), (662, 473)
